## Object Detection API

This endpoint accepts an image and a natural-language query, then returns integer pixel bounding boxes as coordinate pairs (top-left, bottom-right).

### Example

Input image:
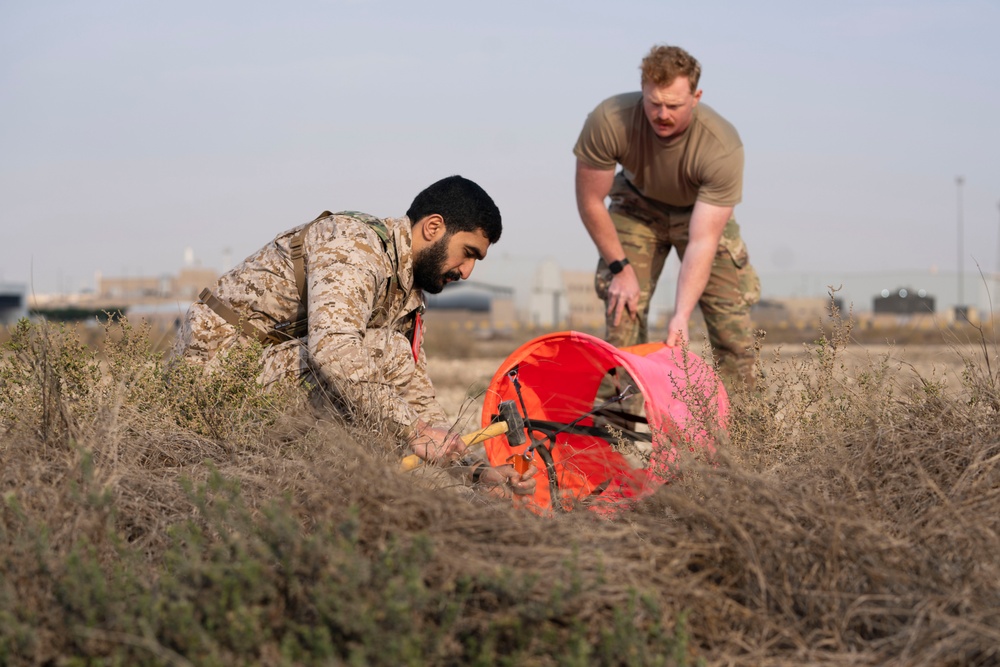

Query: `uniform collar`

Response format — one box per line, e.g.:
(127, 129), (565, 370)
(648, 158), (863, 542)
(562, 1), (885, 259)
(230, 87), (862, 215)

(388, 216), (415, 293)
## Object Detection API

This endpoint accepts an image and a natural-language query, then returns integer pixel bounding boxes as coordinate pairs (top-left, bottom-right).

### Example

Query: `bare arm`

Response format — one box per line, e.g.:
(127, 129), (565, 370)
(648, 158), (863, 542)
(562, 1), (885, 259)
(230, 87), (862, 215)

(575, 159), (619, 259)
(575, 159), (639, 324)
(666, 200), (733, 346)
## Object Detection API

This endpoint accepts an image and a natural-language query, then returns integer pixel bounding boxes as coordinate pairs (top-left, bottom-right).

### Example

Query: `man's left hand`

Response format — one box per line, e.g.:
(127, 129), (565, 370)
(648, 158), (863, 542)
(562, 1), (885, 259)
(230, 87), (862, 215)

(665, 314), (690, 348)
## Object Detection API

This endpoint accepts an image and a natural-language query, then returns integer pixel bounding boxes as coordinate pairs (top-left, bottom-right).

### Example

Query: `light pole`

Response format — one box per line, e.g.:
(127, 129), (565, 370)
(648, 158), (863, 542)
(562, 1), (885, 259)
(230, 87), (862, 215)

(956, 175), (965, 310)
(996, 199), (1000, 311)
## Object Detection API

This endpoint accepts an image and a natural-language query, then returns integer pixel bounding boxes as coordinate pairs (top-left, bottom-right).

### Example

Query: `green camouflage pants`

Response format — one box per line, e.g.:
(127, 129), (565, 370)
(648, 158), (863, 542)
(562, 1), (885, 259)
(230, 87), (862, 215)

(595, 173), (761, 391)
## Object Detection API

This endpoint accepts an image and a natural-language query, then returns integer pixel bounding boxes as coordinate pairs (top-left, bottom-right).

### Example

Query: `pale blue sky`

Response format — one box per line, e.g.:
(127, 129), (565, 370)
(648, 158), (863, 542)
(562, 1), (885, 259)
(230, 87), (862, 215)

(2, 0), (998, 299)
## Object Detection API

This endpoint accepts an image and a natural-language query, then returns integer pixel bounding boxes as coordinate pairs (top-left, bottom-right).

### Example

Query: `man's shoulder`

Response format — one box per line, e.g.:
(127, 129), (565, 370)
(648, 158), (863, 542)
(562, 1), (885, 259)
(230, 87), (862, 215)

(292, 212), (401, 270)
(331, 211), (396, 247)
(691, 103), (742, 149)
(308, 211), (395, 243)
(591, 91), (644, 118)
(575, 92), (644, 168)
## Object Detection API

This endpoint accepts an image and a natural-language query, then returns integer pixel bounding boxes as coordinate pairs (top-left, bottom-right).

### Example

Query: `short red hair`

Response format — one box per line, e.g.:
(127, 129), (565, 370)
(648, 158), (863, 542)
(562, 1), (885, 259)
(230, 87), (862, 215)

(640, 45), (701, 92)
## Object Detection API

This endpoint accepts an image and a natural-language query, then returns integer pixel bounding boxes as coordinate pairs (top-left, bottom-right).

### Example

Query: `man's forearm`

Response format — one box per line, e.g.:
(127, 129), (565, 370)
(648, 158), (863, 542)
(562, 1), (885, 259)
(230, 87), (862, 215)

(311, 329), (422, 427)
(579, 201), (625, 263)
(673, 201), (733, 321)
(673, 241), (716, 320)
(575, 161), (620, 262)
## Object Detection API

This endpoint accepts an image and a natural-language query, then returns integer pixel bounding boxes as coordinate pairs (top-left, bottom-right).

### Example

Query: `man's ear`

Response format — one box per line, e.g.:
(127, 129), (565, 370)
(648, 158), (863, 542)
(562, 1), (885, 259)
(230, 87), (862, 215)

(417, 214), (446, 242)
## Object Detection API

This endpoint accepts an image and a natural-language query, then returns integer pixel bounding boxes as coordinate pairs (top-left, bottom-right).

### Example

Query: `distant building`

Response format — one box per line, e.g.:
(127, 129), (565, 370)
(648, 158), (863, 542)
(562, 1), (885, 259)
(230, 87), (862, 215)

(562, 270), (604, 331)
(97, 274), (167, 300)
(525, 260), (605, 331)
(424, 281), (516, 335)
(528, 260), (565, 328)
(758, 270), (989, 319)
(873, 287), (935, 315)
(754, 296), (842, 324)
(96, 266), (219, 302)
(0, 282), (28, 325)
(172, 266), (219, 301)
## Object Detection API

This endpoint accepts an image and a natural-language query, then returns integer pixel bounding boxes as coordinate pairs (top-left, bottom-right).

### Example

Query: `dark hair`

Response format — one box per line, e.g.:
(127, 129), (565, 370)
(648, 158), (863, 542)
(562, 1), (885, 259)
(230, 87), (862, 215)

(406, 175), (502, 244)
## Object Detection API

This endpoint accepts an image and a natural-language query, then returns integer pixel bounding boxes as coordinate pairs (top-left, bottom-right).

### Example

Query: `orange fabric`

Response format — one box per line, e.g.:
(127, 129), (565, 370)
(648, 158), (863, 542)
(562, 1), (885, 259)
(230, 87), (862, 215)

(411, 311), (422, 362)
(482, 331), (728, 514)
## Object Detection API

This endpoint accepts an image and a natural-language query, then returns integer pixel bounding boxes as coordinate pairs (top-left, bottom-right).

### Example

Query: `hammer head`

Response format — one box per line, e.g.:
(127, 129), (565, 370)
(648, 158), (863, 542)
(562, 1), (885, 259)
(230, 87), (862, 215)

(497, 400), (527, 447)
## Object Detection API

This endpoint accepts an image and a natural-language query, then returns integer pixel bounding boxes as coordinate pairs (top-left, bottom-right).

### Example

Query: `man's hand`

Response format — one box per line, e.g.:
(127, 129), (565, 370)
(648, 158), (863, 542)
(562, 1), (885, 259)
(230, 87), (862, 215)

(665, 313), (690, 348)
(607, 266), (640, 326)
(666, 200), (733, 349)
(575, 161), (640, 326)
(475, 464), (536, 497)
(409, 420), (466, 465)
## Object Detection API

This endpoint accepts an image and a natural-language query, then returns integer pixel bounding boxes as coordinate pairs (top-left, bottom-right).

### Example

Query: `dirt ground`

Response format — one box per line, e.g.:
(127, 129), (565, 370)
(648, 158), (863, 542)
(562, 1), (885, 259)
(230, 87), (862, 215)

(427, 341), (986, 428)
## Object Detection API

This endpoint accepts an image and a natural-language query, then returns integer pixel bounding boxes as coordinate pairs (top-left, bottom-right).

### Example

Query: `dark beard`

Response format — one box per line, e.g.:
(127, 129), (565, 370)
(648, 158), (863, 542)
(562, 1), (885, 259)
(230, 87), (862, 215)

(412, 236), (460, 294)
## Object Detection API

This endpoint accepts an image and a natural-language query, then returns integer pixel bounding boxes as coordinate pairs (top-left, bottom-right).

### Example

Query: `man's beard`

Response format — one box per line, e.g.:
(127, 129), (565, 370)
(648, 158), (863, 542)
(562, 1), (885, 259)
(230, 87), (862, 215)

(413, 236), (461, 294)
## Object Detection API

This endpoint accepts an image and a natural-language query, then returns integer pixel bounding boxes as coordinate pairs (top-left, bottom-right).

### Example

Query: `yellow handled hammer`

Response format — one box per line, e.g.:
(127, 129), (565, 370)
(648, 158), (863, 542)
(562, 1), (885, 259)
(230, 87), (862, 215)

(400, 400), (527, 471)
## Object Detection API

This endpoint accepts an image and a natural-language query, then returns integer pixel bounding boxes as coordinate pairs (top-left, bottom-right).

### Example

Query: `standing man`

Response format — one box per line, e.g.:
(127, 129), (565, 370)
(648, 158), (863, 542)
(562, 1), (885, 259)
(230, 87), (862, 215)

(574, 44), (760, 391)
(172, 175), (533, 495)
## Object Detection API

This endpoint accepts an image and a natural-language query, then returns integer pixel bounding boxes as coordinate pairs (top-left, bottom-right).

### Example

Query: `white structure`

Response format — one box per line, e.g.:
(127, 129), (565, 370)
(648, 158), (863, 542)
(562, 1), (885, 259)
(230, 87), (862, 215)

(528, 259), (568, 327)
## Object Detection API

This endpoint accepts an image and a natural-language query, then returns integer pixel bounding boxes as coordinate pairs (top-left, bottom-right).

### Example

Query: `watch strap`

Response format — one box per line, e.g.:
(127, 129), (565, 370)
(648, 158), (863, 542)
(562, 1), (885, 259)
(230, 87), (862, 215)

(609, 257), (630, 274)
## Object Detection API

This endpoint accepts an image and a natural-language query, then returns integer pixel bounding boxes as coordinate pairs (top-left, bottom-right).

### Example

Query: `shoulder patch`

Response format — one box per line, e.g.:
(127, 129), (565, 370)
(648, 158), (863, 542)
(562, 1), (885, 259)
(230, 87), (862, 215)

(335, 210), (390, 248)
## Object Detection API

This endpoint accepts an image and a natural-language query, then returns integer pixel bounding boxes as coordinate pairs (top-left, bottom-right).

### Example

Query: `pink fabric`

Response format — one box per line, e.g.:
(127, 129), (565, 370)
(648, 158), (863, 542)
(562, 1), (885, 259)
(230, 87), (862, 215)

(481, 331), (728, 513)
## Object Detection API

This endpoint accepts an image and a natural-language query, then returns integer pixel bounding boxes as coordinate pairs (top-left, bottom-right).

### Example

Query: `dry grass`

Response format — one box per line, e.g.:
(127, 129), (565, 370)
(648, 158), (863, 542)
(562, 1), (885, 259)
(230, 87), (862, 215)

(2, 313), (1000, 665)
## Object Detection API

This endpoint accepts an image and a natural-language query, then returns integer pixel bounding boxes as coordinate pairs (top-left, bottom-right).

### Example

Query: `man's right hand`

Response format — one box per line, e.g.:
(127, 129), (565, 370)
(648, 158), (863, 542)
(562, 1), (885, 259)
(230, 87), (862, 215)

(606, 266), (640, 326)
(408, 421), (466, 465)
(576, 161), (640, 326)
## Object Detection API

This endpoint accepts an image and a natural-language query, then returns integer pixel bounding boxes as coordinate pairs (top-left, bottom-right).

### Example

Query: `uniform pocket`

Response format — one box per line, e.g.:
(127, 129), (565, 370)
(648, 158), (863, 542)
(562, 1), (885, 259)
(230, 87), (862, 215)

(718, 220), (749, 269)
(594, 262), (611, 301)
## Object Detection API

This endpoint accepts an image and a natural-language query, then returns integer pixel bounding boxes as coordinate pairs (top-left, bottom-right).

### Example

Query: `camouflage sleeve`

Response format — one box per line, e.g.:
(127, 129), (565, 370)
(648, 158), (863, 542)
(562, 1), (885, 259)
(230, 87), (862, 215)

(304, 223), (421, 428)
(171, 302), (243, 370)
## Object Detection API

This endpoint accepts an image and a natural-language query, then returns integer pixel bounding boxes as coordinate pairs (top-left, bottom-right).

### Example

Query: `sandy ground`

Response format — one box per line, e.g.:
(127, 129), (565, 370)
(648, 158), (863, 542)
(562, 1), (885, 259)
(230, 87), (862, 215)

(427, 341), (989, 427)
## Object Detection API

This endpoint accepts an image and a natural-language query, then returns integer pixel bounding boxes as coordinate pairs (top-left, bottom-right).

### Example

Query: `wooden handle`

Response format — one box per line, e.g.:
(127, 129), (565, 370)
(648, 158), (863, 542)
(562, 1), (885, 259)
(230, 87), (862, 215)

(460, 421), (509, 446)
(401, 421), (510, 471)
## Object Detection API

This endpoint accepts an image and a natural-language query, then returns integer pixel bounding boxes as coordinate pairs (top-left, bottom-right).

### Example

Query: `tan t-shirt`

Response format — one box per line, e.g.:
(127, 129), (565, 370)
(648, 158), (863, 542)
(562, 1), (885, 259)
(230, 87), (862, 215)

(574, 92), (743, 208)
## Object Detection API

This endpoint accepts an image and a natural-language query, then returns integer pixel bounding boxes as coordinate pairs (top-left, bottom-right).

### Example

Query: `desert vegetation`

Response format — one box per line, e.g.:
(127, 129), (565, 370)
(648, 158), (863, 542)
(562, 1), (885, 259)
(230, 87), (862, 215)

(2, 306), (999, 666)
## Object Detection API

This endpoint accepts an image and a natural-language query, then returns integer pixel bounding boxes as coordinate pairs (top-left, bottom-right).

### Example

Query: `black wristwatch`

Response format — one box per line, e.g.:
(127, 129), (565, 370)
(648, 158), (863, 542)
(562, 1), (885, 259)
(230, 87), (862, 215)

(608, 257), (630, 275)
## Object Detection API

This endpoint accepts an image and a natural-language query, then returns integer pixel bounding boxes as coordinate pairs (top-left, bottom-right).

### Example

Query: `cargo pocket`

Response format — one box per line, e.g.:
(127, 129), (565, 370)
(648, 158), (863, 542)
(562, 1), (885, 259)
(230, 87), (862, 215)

(741, 263), (762, 308)
(594, 261), (611, 301)
(716, 220), (760, 308)
(718, 220), (749, 269)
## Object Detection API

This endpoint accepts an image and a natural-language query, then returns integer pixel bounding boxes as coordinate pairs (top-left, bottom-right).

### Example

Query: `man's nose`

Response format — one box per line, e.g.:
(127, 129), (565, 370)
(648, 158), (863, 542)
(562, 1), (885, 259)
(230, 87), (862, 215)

(459, 258), (476, 280)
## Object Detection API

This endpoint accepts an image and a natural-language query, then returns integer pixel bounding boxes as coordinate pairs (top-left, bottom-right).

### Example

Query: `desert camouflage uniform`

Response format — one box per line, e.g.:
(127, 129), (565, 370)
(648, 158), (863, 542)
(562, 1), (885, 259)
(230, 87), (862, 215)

(172, 212), (448, 432)
(595, 173), (761, 390)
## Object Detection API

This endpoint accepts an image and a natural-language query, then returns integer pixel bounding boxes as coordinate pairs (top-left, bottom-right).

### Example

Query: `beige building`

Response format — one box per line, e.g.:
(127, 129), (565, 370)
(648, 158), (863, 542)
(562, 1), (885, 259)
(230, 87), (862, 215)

(96, 266), (218, 302)
(97, 274), (166, 300)
(172, 266), (220, 301)
(561, 270), (604, 331)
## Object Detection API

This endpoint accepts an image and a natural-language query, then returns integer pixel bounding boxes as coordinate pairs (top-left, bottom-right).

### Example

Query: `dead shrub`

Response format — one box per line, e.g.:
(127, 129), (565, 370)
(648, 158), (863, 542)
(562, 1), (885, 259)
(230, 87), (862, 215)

(2, 311), (1000, 666)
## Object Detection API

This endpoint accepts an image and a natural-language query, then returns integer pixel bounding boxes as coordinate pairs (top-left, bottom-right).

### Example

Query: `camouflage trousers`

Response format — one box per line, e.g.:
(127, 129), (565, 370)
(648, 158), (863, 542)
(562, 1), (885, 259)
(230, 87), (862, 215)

(595, 173), (761, 391)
